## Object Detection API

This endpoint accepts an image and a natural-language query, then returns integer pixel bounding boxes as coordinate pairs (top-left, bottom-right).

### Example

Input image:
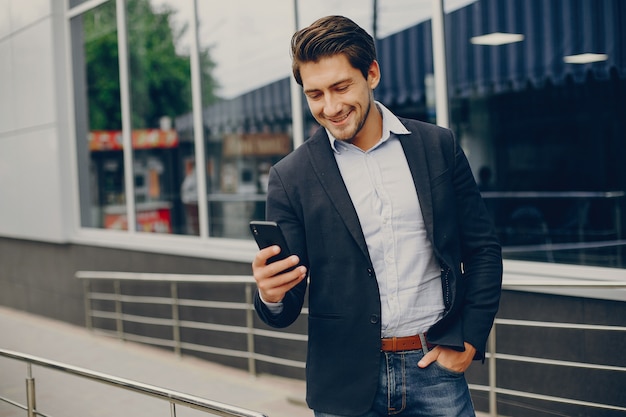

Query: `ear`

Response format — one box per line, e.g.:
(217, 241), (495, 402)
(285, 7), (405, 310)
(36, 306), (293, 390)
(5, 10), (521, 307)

(367, 60), (381, 90)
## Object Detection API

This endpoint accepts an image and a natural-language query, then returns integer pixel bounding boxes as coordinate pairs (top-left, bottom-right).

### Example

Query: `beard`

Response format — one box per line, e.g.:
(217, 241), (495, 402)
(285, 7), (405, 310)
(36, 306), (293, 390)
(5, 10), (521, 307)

(324, 98), (372, 143)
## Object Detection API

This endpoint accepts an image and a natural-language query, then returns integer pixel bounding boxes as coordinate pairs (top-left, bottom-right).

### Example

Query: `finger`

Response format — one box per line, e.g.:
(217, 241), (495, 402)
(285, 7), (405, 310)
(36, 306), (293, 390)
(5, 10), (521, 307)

(252, 245), (281, 268)
(418, 346), (439, 368)
(258, 265), (307, 302)
(264, 255), (302, 277)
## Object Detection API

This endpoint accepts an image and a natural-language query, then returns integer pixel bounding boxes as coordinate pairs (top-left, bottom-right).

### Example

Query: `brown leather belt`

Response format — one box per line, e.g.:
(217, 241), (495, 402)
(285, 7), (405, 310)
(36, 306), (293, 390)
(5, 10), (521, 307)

(381, 334), (434, 352)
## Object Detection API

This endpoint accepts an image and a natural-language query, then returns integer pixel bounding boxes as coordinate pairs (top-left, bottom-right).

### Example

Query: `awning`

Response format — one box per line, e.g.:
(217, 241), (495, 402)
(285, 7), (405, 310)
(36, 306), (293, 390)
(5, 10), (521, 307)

(445, 0), (625, 96)
(186, 0), (625, 132)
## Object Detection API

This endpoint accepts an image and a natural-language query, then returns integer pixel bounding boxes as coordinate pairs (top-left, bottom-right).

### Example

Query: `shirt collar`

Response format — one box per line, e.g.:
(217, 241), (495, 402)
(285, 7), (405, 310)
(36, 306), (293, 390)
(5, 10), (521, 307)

(328, 101), (411, 153)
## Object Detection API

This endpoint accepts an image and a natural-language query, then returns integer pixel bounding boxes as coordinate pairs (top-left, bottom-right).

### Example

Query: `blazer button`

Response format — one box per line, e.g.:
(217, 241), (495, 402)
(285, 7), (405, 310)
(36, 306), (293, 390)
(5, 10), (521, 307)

(367, 268), (375, 277)
(370, 314), (379, 324)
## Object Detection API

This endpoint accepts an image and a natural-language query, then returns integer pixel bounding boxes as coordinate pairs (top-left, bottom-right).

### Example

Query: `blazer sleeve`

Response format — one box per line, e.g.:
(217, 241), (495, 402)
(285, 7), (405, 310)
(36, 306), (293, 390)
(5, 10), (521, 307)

(254, 164), (309, 329)
(451, 137), (503, 357)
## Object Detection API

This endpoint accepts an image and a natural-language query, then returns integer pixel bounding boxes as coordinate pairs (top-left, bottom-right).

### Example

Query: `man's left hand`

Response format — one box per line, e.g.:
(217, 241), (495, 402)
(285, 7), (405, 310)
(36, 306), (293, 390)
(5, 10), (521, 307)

(417, 342), (476, 373)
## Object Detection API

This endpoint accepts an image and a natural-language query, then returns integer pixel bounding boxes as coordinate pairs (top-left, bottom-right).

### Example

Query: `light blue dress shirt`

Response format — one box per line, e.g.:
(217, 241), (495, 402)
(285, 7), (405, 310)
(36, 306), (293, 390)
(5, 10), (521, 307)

(263, 102), (445, 338)
(328, 102), (444, 338)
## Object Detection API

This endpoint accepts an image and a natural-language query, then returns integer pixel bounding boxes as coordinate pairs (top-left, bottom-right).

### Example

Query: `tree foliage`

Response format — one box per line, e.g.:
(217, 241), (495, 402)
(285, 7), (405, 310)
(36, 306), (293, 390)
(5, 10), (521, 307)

(83, 0), (218, 130)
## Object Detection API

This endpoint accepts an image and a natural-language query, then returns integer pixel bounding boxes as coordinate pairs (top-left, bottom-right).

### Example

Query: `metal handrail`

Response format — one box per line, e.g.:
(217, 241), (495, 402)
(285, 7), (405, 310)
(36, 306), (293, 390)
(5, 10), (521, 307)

(76, 271), (308, 374)
(76, 268), (626, 417)
(0, 348), (268, 417)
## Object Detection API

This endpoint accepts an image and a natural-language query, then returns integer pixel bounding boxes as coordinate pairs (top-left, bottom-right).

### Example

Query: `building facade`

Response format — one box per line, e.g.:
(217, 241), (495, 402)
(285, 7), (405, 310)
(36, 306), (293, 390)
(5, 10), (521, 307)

(1, 0), (625, 414)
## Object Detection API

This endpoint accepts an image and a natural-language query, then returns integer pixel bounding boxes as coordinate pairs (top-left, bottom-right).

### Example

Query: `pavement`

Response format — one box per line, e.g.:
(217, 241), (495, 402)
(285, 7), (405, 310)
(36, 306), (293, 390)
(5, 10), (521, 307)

(0, 306), (311, 417)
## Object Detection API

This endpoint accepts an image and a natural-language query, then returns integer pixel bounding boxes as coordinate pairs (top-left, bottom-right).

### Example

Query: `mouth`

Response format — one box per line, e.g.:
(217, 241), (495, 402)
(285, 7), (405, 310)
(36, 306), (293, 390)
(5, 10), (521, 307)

(327, 110), (351, 125)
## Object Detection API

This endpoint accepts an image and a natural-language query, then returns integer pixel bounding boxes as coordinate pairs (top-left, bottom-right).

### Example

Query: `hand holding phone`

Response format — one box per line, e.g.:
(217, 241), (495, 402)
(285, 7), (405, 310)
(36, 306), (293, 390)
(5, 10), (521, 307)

(250, 221), (306, 304)
(249, 221), (292, 264)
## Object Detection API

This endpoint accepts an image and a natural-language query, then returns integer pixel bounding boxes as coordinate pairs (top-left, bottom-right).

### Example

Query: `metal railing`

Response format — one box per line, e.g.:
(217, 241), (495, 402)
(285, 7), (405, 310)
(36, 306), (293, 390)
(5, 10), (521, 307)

(75, 271), (307, 376)
(76, 267), (626, 416)
(0, 348), (267, 417)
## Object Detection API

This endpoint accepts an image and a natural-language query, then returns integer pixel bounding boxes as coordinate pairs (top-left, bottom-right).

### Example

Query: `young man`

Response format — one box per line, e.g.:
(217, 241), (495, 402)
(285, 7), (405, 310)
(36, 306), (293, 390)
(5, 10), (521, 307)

(252, 15), (502, 417)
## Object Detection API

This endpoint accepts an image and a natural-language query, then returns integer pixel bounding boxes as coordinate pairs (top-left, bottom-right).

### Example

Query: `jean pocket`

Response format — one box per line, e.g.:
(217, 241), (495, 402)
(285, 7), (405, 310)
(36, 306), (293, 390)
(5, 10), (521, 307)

(432, 360), (465, 376)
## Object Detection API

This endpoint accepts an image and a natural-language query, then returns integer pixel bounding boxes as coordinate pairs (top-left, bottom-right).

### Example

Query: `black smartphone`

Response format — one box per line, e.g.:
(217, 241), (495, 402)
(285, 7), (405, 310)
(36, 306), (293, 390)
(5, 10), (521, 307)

(249, 221), (292, 264)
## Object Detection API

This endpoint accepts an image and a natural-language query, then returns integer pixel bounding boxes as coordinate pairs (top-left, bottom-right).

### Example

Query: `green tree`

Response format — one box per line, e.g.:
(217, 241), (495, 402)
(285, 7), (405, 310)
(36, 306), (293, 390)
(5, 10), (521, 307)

(84, 0), (218, 131)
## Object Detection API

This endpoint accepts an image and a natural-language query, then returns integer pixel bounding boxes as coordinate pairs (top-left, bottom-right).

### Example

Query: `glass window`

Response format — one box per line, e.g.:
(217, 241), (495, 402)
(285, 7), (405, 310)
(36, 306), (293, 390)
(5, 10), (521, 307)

(195, 1), (295, 239)
(71, 0), (125, 230)
(125, 0), (197, 235)
(444, 0), (626, 267)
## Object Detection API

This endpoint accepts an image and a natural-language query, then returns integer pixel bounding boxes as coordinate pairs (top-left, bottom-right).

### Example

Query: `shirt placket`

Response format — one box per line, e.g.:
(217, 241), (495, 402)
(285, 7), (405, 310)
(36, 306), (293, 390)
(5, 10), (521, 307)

(366, 151), (400, 335)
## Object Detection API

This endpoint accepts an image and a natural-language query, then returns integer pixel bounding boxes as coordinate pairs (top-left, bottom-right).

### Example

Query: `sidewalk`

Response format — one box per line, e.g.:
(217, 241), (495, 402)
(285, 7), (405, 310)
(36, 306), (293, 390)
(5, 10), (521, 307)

(0, 306), (311, 417)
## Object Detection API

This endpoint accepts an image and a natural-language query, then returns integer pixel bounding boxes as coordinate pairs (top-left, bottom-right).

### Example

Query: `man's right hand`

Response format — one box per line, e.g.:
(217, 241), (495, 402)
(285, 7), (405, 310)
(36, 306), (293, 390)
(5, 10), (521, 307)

(252, 245), (307, 303)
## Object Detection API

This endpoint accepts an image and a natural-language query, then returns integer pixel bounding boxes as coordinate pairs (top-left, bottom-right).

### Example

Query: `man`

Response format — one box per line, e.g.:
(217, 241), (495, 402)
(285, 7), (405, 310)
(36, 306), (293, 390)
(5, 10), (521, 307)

(252, 15), (502, 417)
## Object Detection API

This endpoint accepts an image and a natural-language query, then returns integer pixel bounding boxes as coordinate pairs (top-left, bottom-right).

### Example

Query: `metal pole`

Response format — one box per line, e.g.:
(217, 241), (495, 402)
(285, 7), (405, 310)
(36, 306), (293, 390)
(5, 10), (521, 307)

(83, 280), (93, 330)
(290, 0), (305, 149)
(430, 0), (450, 128)
(190, 0), (210, 238)
(488, 324), (497, 417)
(25, 364), (36, 417)
(116, 0), (137, 232)
(171, 282), (181, 357)
(114, 280), (124, 340)
(245, 284), (257, 376)
(170, 402), (177, 417)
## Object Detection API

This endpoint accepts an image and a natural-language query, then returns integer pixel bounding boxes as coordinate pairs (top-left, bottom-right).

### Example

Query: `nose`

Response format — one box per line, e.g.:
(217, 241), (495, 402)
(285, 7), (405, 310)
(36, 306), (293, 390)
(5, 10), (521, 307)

(323, 94), (342, 117)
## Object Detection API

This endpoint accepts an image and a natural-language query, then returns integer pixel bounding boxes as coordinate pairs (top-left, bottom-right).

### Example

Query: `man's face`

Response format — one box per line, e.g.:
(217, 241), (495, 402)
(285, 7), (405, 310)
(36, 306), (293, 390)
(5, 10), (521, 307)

(300, 54), (381, 148)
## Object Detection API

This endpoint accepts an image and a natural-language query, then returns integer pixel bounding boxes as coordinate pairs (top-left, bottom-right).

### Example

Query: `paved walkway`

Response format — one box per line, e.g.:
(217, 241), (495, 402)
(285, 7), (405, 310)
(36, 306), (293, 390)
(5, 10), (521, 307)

(0, 306), (310, 417)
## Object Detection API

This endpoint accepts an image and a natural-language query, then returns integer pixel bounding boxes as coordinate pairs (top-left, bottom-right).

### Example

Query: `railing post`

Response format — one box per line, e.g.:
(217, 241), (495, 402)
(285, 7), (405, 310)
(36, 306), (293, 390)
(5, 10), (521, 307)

(245, 283), (257, 376)
(171, 282), (181, 357)
(170, 402), (177, 417)
(25, 363), (36, 417)
(83, 279), (93, 330)
(489, 323), (497, 417)
(114, 280), (124, 341)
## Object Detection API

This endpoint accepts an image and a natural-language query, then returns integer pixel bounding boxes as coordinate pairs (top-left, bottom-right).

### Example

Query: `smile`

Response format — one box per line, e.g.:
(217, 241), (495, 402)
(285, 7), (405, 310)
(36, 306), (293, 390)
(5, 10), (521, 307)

(327, 110), (351, 124)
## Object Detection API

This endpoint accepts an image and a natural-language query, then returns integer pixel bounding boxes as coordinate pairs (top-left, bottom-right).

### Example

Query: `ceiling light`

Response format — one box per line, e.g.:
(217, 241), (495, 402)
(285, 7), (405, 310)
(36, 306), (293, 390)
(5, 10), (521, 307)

(563, 53), (609, 64)
(470, 32), (524, 46)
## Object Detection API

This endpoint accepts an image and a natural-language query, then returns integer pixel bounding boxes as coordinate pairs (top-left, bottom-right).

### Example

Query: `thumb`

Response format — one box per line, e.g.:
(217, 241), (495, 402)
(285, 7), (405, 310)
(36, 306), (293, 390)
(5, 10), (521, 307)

(418, 348), (439, 368)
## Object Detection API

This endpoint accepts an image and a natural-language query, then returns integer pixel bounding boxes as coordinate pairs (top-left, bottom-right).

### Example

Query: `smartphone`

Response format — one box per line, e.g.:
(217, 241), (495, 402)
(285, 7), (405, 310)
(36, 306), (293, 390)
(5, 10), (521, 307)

(249, 221), (292, 265)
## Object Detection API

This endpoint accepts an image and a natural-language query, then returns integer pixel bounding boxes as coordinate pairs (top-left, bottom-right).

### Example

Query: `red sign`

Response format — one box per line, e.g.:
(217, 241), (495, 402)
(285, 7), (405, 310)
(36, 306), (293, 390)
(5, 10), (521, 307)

(89, 129), (179, 151)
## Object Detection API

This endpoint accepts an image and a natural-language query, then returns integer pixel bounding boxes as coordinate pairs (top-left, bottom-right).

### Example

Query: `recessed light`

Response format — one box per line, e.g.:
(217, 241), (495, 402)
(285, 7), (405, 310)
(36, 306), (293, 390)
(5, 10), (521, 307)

(563, 53), (608, 64)
(470, 32), (525, 46)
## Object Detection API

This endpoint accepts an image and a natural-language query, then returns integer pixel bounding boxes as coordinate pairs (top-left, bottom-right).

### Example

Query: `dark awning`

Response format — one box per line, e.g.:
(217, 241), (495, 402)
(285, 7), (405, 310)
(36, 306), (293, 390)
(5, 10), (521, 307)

(447, 0), (625, 97)
(378, 0), (625, 102)
(188, 0), (625, 132)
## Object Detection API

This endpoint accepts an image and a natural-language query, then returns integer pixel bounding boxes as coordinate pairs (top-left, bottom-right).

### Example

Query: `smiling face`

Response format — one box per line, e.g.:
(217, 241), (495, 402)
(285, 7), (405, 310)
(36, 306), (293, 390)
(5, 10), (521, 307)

(300, 54), (382, 151)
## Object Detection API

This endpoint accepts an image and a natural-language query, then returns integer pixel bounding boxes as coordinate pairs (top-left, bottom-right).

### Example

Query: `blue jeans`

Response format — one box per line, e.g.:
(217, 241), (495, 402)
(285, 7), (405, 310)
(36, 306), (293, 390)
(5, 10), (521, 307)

(314, 349), (475, 417)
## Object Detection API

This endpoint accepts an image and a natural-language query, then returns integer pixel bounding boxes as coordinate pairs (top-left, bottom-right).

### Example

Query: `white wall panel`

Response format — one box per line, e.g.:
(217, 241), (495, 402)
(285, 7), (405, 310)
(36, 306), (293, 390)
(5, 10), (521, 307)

(8, 0), (50, 32)
(0, 0), (11, 39)
(0, 127), (66, 241)
(0, 39), (15, 134)
(0, 1), (69, 243)
(12, 18), (55, 129)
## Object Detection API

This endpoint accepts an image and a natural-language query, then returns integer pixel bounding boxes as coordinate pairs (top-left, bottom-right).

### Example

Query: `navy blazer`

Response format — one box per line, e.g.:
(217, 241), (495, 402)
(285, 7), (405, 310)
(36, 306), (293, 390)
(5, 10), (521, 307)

(255, 118), (503, 416)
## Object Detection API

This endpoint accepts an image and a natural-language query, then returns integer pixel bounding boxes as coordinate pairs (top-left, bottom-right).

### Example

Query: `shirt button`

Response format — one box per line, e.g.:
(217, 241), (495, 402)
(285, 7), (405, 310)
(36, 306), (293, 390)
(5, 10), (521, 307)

(370, 314), (379, 324)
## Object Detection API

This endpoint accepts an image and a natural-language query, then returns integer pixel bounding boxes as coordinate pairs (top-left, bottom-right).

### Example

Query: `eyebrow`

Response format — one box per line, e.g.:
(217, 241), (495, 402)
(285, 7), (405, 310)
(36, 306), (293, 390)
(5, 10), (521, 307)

(303, 78), (352, 95)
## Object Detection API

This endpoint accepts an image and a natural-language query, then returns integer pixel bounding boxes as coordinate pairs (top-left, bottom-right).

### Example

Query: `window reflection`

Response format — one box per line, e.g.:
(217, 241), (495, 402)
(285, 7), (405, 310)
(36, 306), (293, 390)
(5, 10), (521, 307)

(445, 0), (626, 267)
(70, 0), (625, 267)
(124, 0), (197, 234)
(195, 1), (295, 239)
(71, 0), (124, 229)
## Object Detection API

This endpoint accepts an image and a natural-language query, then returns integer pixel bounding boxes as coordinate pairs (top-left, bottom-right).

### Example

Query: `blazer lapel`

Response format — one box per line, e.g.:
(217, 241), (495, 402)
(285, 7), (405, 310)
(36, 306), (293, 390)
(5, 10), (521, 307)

(398, 132), (435, 242)
(306, 130), (371, 261)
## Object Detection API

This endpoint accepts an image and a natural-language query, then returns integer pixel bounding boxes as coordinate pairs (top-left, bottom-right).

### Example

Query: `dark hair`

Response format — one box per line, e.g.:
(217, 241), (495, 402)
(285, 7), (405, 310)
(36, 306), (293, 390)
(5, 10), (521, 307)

(291, 15), (377, 86)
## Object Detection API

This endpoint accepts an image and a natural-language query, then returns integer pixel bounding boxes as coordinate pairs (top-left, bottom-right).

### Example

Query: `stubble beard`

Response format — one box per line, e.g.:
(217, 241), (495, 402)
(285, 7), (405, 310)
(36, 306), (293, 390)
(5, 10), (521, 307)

(328, 99), (372, 143)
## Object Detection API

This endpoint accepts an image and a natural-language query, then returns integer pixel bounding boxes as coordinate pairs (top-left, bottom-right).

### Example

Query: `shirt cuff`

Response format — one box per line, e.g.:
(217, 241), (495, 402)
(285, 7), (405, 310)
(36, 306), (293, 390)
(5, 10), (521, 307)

(258, 293), (284, 314)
